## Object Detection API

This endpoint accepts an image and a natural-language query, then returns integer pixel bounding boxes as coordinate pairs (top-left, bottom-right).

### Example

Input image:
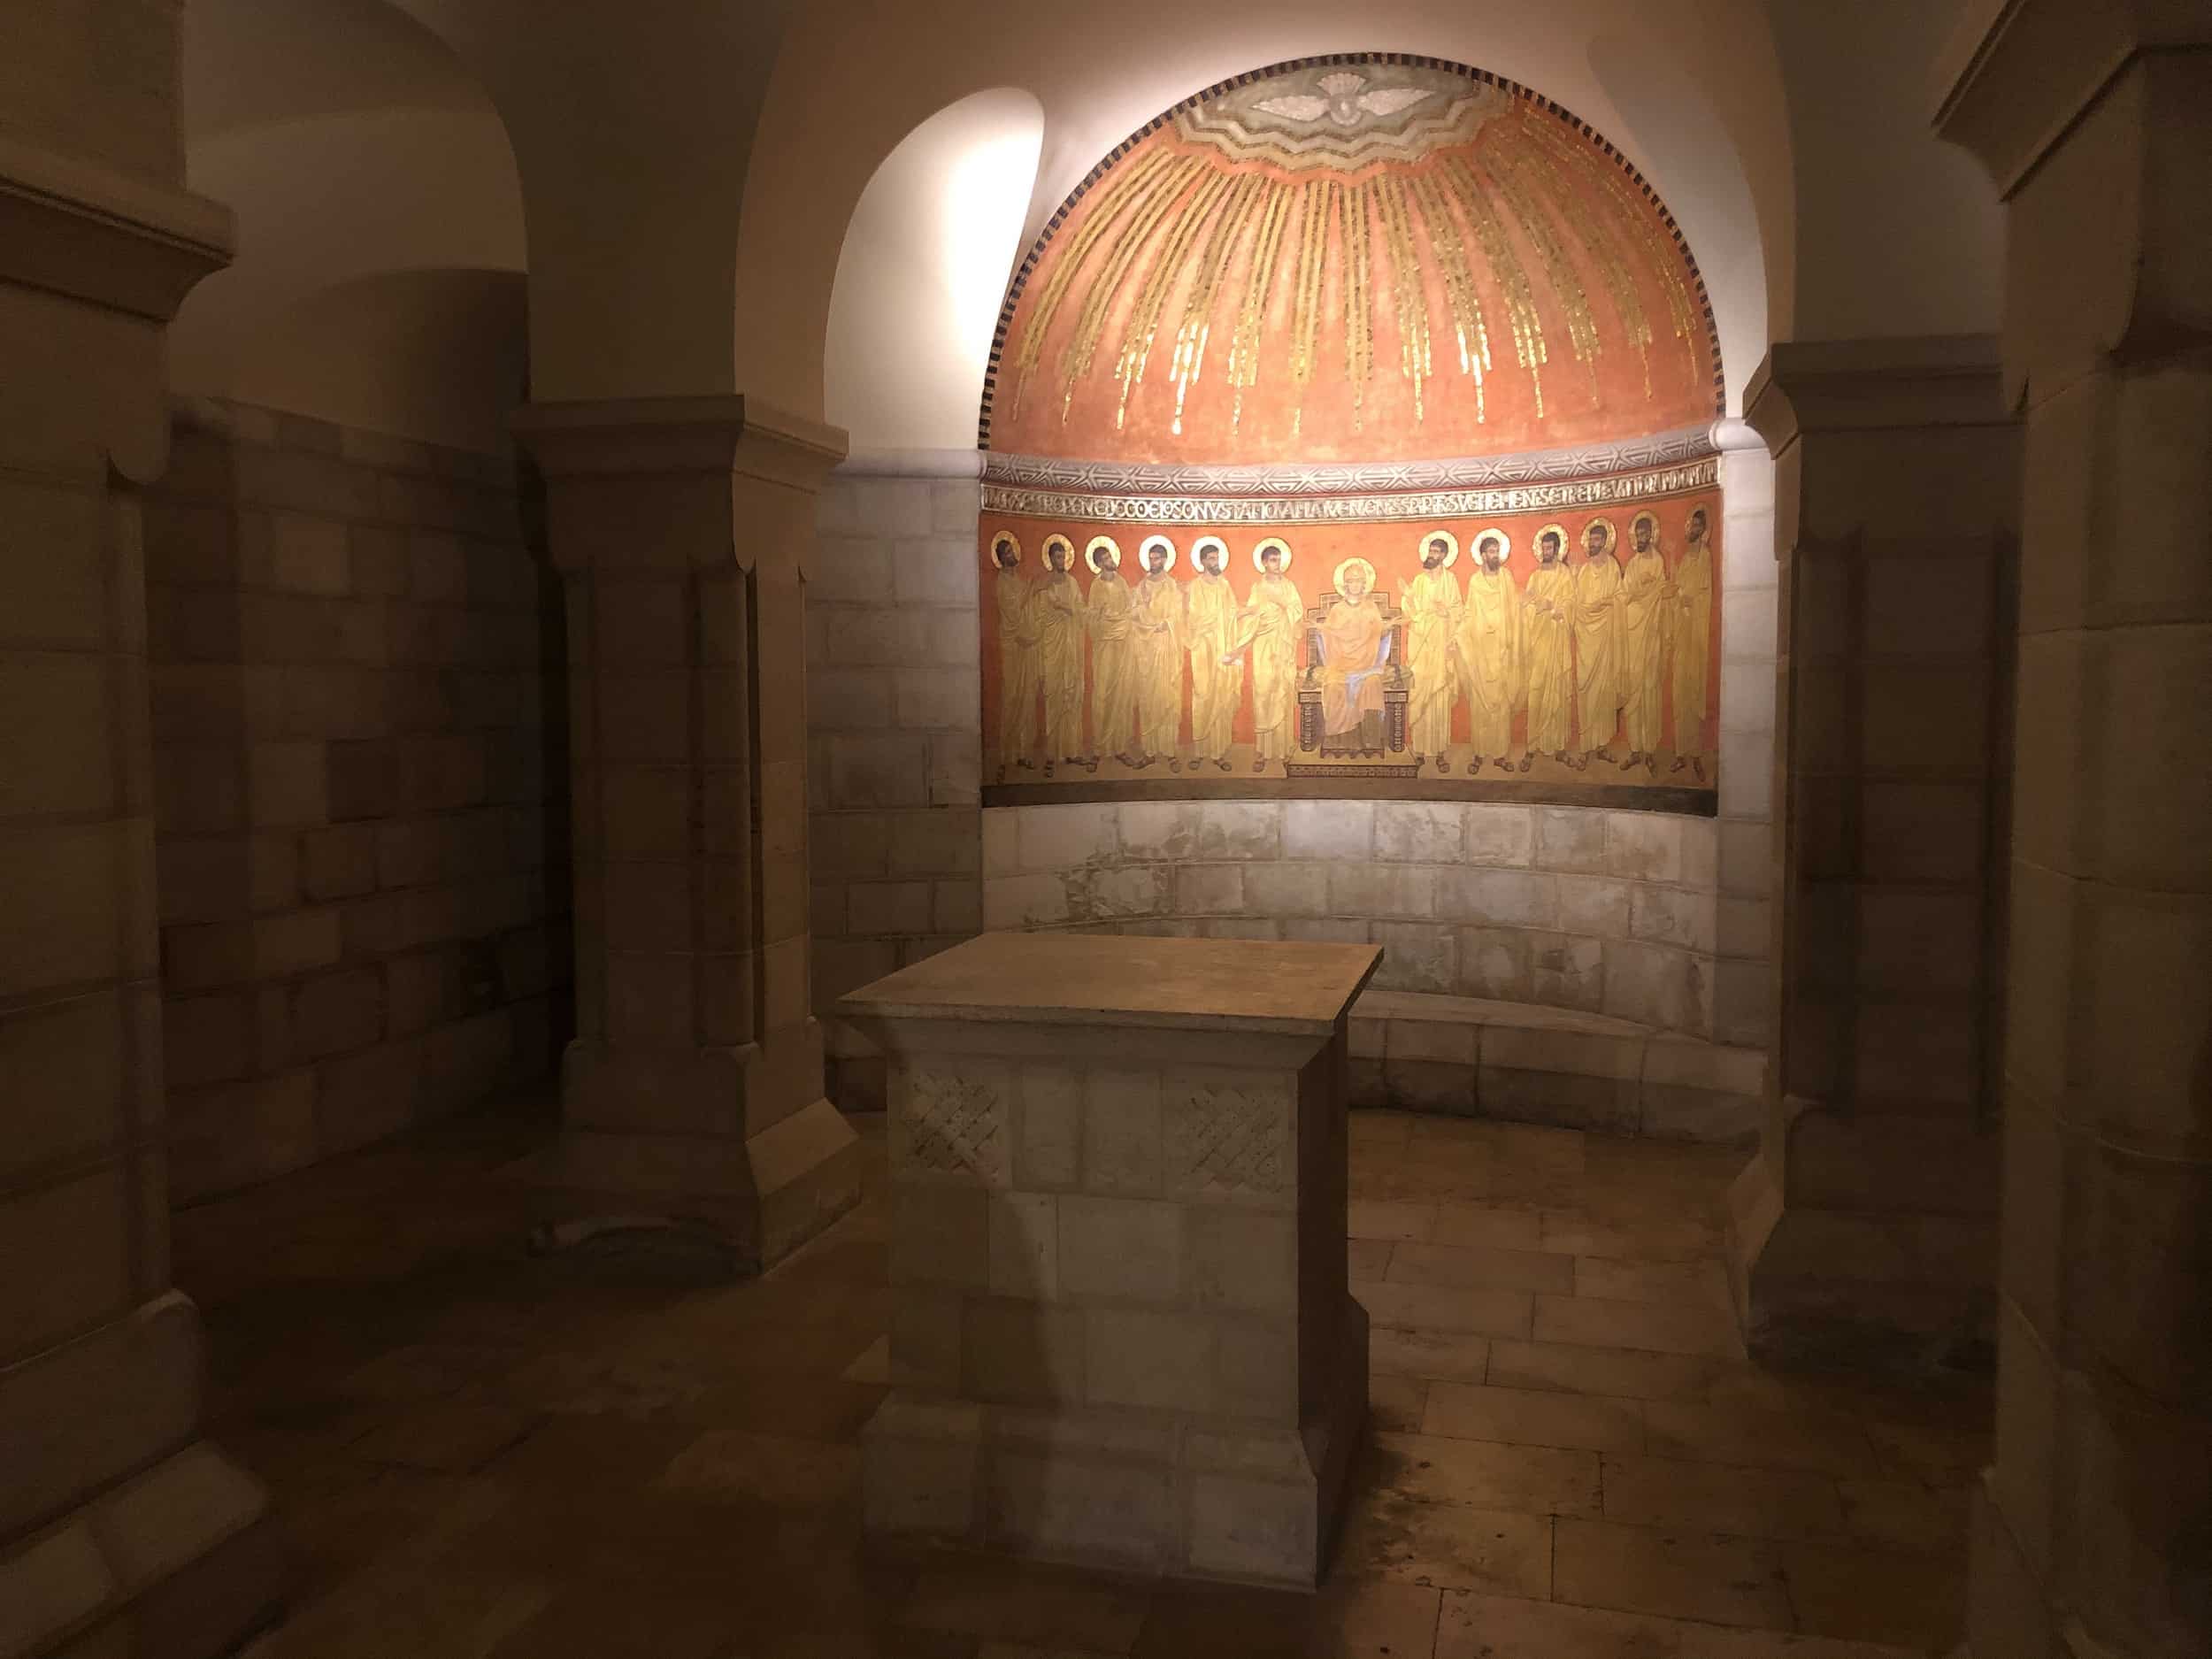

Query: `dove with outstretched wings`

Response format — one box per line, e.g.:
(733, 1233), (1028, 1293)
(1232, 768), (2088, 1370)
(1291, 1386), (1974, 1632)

(1253, 72), (1432, 127)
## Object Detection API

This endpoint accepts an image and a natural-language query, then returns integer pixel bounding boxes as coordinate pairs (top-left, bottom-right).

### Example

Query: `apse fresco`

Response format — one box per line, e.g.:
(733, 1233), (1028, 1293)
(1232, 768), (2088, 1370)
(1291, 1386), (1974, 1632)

(978, 55), (1723, 811)
(979, 497), (1720, 807)
(983, 57), (1721, 465)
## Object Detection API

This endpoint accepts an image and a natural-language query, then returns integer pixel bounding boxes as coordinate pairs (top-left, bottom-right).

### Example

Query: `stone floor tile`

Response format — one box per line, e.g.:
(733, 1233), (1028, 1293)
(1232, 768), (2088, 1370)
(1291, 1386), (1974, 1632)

(1348, 1200), (1435, 1241)
(349, 1400), (539, 1474)
(1423, 1382), (1645, 1453)
(1640, 1403), (1875, 1479)
(1350, 1111), (1416, 1151)
(1540, 1213), (1724, 1263)
(480, 1584), (741, 1658)
(1553, 1517), (1791, 1630)
(1833, 1478), (1970, 1555)
(1428, 1202), (1545, 1252)
(842, 1333), (892, 1384)
(1434, 1589), (1687, 1657)
(257, 1563), (553, 1659)
(1573, 1257), (1735, 1312)
(1348, 1147), (1496, 1204)
(1600, 1454), (1846, 1540)
(338, 1341), (511, 1404)
(1369, 1326), (1492, 1384)
(901, 1566), (1153, 1654)
(1776, 1538), (1965, 1651)
(480, 1413), (701, 1493)
(1366, 1430), (1601, 1517)
(1132, 1576), (1442, 1657)
(1354, 1280), (1533, 1339)
(1348, 1238), (1395, 1279)
(1371, 1371), (1432, 1432)
(1387, 1241), (1577, 1294)
(1335, 1492), (1553, 1596)
(1671, 1632), (1926, 1658)
(1486, 1340), (1716, 1403)
(1533, 1295), (1746, 1361)
(653, 1426), (864, 1508)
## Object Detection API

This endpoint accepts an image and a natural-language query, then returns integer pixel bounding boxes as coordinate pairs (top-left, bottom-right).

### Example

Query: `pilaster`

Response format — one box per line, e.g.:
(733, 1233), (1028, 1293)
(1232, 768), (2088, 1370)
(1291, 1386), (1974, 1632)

(0, 69), (287, 1659)
(511, 396), (864, 1270)
(1725, 336), (2020, 1369)
(1937, 9), (2212, 1656)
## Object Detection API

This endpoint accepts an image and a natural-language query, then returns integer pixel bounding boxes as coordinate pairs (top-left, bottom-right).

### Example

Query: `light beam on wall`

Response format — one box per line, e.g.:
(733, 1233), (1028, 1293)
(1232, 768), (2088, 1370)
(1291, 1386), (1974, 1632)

(826, 87), (1045, 453)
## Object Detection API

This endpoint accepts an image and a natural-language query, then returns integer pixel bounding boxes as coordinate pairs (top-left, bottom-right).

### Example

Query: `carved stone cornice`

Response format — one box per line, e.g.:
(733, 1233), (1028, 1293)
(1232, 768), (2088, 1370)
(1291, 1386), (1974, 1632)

(1742, 336), (2008, 458)
(0, 132), (232, 322)
(513, 395), (849, 488)
(1932, 0), (2212, 196)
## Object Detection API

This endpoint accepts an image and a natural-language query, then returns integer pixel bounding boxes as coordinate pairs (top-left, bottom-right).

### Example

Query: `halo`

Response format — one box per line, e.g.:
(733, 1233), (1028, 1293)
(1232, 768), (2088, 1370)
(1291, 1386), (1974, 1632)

(989, 529), (1022, 564)
(1084, 534), (1122, 573)
(1471, 526), (1512, 562)
(1192, 534), (1230, 568)
(1629, 509), (1661, 546)
(1580, 516), (1618, 557)
(1533, 522), (1570, 559)
(1333, 556), (1378, 595)
(1136, 534), (1178, 573)
(1251, 536), (1294, 572)
(1041, 533), (1075, 567)
(1683, 503), (1714, 542)
(1417, 528), (1460, 569)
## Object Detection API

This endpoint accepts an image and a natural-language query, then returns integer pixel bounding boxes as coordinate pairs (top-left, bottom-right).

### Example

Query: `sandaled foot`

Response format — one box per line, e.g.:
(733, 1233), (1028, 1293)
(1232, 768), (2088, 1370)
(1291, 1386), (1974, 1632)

(1517, 756), (1532, 772)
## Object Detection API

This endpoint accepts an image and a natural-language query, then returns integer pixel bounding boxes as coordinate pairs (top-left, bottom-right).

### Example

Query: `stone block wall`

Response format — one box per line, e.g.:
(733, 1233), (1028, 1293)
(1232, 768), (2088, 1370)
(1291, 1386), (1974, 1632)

(807, 468), (985, 1006)
(142, 401), (569, 1201)
(810, 456), (1779, 1105)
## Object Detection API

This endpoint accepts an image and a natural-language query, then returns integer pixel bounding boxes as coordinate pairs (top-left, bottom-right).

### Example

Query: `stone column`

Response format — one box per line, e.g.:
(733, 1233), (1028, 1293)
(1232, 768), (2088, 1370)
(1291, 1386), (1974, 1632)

(1726, 337), (2021, 1366)
(1936, 11), (2212, 1656)
(0, 111), (282, 1659)
(511, 397), (863, 1271)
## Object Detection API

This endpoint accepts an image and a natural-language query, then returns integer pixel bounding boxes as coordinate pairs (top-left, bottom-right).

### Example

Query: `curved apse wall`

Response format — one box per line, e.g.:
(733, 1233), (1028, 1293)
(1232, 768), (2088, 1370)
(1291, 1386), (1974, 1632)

(977, 54), (1726, 817)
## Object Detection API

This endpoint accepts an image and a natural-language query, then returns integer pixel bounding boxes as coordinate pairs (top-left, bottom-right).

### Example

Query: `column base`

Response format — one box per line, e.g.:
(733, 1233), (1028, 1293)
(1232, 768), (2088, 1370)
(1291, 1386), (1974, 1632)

(517, 1095), (864, 1276)
(0, 1440), (285, 1659)
(861, 1295), (1369, 1588)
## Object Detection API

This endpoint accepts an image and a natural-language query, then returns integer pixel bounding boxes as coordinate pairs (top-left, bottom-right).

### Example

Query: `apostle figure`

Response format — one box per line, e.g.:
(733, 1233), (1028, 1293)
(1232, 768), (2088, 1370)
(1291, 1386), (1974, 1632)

(1317, 556), (1391, 755)
(1131, 535), (1184, 768)
(989, 531), (1039, 779)
(1522, 523), (1575, 764)
(1670, 505), (1715, 782)
(1618, 510), (1671, 774)
(1084, 535), (1139, 770)
(1453, 528), (1523, 772)
(1571, 516), (1624, 769)
(1183, 536), (1238, 772)
(1226, 538), (1302, 772)
(1033, 534), (1087, 775)
(1399, 530), (1463, 772)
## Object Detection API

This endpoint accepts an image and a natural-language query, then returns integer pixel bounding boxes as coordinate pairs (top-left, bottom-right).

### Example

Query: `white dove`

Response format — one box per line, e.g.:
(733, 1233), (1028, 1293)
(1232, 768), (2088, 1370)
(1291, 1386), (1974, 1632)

(1254, 71), (1432, 127)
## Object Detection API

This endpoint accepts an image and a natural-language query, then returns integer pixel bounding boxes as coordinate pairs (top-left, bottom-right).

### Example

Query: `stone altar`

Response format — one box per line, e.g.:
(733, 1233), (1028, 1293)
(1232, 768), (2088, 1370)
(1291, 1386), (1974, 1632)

(838, 932), (1379, 1586)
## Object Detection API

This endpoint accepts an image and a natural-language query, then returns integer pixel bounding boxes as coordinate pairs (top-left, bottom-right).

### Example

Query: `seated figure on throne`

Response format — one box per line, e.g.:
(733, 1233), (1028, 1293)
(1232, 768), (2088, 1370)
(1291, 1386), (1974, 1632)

(1314, 557), (1394, 757)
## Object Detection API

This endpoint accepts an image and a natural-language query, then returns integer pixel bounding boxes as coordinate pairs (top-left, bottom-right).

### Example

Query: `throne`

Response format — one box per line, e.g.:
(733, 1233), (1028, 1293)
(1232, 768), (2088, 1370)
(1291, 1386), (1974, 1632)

(1294, 590), (1410, 759)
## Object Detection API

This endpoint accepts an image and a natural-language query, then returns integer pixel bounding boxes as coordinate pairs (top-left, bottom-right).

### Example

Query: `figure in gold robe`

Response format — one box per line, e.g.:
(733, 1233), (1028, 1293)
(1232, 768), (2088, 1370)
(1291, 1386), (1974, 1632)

(1228, 540), (1302, 771)
(1317, 557), (1390, 755)
(1571, 517), (1624, 768)
(1131, 539), (1183, 767)
(1084, 538), (1138, 768)
(989, 533), (1040, 777)
(1670, 505), (1715, 782)
(1399, 532), (1463, 772)
(1033, 537), (1087, 772)
(1522, 524), (1575, 761)
(1183, 538), (1238, 772)
(1453, 529), (1523, 771)
(1618, 511), (1670, 773)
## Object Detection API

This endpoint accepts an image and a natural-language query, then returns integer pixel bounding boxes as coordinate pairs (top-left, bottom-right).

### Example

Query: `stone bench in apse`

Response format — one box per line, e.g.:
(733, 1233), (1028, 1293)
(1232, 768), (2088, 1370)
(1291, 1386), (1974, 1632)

(836, 931), (1379, 1586)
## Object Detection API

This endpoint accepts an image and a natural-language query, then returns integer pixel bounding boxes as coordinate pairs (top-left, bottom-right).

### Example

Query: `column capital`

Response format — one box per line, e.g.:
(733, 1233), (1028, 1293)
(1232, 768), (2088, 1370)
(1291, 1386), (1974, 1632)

(1741, 335), (2007, 457)
(1932, 0), (2212, 196)
(0, 132), (233, 325)
(512, 394), (849, 488)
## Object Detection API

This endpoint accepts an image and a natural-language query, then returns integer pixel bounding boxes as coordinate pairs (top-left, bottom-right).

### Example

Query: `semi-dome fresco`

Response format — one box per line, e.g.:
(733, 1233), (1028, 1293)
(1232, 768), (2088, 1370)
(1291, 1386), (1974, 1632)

(983, 56), (1722, 465)
(977, 56), (1725, 814)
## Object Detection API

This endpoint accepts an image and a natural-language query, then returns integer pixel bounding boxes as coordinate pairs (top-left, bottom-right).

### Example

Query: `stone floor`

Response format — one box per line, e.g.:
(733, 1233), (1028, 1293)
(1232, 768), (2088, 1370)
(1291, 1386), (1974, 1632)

(173, 1100), (1988, 1658)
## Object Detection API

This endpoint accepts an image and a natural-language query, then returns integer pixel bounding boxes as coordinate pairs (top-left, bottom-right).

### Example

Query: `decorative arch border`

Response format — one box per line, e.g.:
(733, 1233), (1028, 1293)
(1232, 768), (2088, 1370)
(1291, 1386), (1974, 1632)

(976, 50), (1728, 451)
